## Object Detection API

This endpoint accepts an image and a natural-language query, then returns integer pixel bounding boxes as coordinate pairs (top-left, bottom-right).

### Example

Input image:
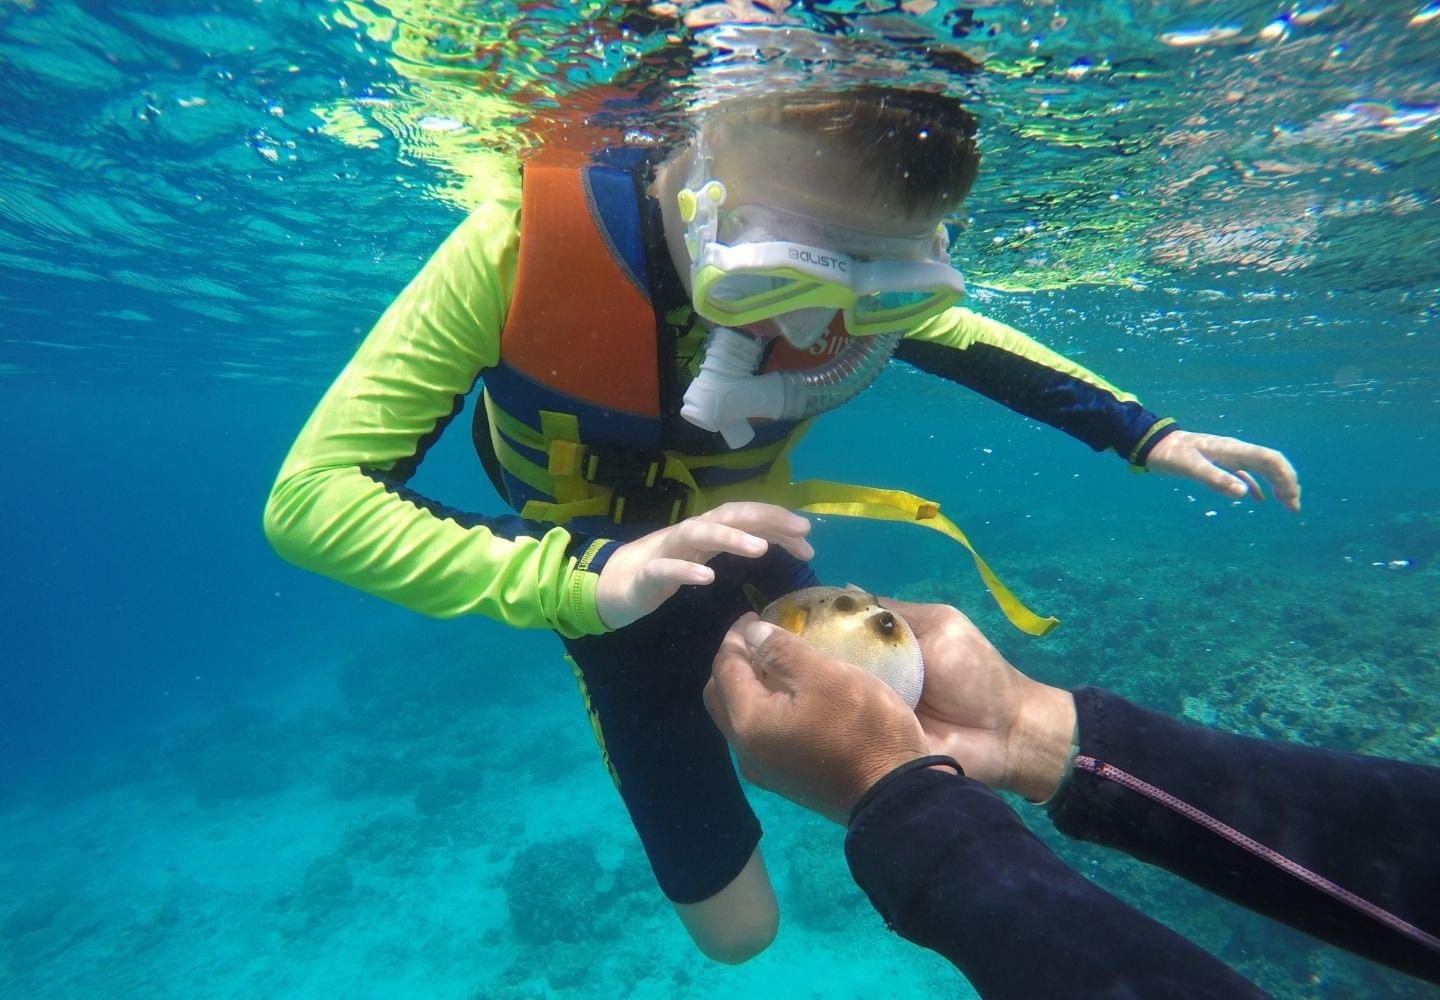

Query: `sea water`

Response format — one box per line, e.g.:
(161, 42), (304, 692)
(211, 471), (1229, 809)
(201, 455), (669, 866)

(2, 2), (1437, 997)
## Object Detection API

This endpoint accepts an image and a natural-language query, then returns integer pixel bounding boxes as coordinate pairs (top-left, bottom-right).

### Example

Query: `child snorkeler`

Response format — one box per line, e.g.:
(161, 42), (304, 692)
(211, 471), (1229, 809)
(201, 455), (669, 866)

(265, 83), (1300, 962)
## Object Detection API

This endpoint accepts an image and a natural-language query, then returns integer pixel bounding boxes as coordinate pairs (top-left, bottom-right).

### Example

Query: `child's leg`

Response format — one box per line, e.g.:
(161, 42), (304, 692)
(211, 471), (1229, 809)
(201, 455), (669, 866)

(672, 846), (778, 964)
(561, 548), (817, 962)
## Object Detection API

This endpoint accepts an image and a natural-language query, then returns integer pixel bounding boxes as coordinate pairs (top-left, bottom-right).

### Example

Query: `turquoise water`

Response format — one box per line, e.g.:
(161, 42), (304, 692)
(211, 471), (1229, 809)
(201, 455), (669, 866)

(2, 1), (1438, 997)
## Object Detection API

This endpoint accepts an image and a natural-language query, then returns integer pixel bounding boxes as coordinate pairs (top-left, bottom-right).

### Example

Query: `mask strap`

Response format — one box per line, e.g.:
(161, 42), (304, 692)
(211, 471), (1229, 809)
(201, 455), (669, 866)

(677, 131), (727, 268)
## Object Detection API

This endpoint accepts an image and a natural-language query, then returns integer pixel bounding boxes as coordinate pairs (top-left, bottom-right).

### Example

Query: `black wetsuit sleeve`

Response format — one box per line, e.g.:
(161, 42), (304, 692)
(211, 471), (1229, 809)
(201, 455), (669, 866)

(896, 307), (1179, 465)
(844, 766), (1268, 998)
(1050, 687), (1440, 985)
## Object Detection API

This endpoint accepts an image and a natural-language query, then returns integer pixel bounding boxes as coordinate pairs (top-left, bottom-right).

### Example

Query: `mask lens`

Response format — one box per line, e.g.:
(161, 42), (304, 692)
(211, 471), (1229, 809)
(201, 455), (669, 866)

(708, 272), (784, 304)
(700, 270), (827, 324)
(846, 289), (958, 334)
(852, 289), (943, 316)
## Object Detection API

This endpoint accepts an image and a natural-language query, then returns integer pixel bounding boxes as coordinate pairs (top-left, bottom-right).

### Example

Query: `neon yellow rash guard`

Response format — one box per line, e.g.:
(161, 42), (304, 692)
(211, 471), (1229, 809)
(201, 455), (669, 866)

(264, 183), (1173, 637)
(264, 190), (610, 638)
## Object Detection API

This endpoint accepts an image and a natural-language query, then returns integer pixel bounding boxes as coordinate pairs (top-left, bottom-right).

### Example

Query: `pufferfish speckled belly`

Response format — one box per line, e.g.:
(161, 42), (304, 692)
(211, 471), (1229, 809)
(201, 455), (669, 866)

(758, 585), (925, 708)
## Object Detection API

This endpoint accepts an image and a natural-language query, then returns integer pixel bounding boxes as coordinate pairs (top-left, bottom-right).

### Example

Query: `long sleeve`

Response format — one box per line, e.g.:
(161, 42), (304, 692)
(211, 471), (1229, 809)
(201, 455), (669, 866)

(845, 766), (1267, 999)
(896, 307), (1178, 465)
(263, 190), (613, 638)
(1050, 688), (1440, 985)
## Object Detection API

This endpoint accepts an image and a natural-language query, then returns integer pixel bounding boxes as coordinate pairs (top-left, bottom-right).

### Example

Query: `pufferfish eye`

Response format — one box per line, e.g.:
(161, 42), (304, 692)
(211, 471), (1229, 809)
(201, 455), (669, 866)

(873, 611), (896, 637)
(833, 594), (857, 613)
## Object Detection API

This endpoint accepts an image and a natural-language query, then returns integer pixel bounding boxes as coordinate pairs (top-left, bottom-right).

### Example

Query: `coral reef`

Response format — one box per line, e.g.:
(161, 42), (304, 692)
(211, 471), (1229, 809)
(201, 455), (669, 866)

(2, 888), (99, 977)
(164, 705), (310, 807)
(413, 764), (485, 816)
(782, 815), (868, 932)
(901, 530), (1440, 770)
(3, 889), (75, 940)
(301, 853), (354, 909)
(337, 623), (557, 740)
(340, 811), (446, 877)
(501, 836), (616, 946)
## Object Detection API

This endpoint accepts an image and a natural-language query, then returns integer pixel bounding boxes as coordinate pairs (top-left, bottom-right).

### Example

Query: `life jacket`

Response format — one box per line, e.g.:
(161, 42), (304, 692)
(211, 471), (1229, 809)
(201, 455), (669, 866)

(474, 155), (1059, 636)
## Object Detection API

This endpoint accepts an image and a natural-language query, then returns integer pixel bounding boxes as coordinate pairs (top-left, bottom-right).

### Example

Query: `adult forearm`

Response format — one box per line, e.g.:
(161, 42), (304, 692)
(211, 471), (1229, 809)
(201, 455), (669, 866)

(1049, 688), (1440, 985)
(845, 765), (1266, 999)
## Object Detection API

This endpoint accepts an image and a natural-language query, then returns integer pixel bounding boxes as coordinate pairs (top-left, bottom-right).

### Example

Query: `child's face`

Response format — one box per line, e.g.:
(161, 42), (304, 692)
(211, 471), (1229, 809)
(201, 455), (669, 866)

(652, 119), (964, 346)
(699, 123), (955, 344)
(707, 122), (947, 249)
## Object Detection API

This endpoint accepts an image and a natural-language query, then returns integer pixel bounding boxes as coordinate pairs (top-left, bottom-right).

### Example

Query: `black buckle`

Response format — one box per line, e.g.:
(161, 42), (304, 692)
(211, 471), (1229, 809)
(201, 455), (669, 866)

(608, 478), (692, 526)
(582, 445), (666, 489)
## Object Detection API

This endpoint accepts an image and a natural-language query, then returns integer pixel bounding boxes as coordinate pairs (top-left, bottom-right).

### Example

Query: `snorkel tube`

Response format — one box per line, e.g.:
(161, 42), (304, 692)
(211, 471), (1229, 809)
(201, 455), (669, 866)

(681, 325), (900, 448)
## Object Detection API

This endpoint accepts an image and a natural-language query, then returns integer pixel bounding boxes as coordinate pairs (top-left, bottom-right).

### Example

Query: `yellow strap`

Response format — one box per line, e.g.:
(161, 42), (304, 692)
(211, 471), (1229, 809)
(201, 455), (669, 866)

(486, 392), (546, 450)
(680, 437), (792, 471)
(492, 430), (555, 496)
(539, 410), (580, 448)
(521, 495), (611, 522)
(485, 392), (592, 502)
(751, 478), (1059, 637)
(486, 388), (789, 475)
(518, 454), (702, 525)
(483, 394), (1057, 635)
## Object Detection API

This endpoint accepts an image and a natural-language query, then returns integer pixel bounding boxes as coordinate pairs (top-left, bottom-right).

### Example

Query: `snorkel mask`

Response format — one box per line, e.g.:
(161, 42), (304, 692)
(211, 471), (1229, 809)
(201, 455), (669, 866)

(675, 132), (968, 447)
(677, 134), (966, 346)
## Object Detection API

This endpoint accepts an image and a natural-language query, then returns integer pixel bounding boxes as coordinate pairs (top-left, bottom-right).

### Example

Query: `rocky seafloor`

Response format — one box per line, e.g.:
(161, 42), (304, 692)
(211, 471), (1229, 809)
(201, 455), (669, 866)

(2, 511), (1436, 998)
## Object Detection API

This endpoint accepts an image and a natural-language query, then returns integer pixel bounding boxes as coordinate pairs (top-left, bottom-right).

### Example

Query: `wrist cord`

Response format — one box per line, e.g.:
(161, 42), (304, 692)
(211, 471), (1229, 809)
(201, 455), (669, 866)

(848, 755), (964, 827)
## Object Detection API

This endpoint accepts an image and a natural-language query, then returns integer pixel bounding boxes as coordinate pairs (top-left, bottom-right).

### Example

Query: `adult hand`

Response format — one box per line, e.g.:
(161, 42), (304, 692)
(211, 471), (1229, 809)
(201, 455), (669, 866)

(884, 600), (1076, 802)
(1146, 430), (1301, 512)
(595, 502), (812, 630)
(704, 615), (929, 823)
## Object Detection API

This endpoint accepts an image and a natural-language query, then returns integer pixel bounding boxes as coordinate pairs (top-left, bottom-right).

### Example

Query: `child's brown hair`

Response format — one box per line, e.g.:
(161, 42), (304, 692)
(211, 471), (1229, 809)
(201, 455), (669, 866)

(705, 86), (980, 214)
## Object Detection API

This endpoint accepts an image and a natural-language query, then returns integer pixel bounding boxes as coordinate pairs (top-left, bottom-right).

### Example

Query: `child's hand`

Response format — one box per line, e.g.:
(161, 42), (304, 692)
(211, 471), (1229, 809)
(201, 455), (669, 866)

(1146, 430), (1301, 512)
(594, 502), (813, 629)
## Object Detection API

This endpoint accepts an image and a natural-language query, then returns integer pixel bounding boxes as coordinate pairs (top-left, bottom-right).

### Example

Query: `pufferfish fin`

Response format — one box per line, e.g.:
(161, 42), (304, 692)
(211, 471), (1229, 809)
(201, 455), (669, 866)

(842, 582), (879, 602)
(742, 583), (770, 615)
(778, 605), (809, 635)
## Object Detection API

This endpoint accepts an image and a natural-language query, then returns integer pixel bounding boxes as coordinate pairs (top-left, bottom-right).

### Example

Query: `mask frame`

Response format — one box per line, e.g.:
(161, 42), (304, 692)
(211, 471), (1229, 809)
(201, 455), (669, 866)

(677, 134), (966, 336)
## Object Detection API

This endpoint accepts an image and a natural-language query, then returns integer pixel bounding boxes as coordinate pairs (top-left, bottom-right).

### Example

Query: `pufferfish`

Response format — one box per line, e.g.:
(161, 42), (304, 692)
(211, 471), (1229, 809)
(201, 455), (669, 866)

(751, 584), (925, 709)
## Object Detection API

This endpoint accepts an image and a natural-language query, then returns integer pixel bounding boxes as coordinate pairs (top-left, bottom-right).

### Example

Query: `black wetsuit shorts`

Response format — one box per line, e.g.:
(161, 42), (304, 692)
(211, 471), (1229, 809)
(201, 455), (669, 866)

(560, 548), (818, 903)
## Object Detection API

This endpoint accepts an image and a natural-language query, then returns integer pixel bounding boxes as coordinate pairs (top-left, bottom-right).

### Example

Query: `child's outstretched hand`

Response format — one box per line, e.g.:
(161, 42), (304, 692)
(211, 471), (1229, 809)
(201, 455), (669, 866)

(595, 502), (813, 629)
(1146, 430), (1301, 511)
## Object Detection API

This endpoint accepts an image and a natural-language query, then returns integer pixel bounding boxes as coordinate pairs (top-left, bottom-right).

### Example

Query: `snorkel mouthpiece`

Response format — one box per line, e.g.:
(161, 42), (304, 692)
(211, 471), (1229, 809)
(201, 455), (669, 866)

(679, 327), (791, 448)
(679, 325), (902, 448)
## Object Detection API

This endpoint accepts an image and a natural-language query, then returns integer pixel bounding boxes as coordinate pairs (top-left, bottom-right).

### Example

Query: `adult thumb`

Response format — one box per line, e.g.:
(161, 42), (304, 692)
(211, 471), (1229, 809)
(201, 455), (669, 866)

(744, 620), (821, 683)
(743, 619), (780, 651)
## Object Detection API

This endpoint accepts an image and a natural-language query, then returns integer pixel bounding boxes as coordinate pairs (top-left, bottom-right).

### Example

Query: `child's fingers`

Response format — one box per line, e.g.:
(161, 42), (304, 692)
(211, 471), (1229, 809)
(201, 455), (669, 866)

(1190, 454), (1249, 498)
(1234, 469), (1266, 501)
